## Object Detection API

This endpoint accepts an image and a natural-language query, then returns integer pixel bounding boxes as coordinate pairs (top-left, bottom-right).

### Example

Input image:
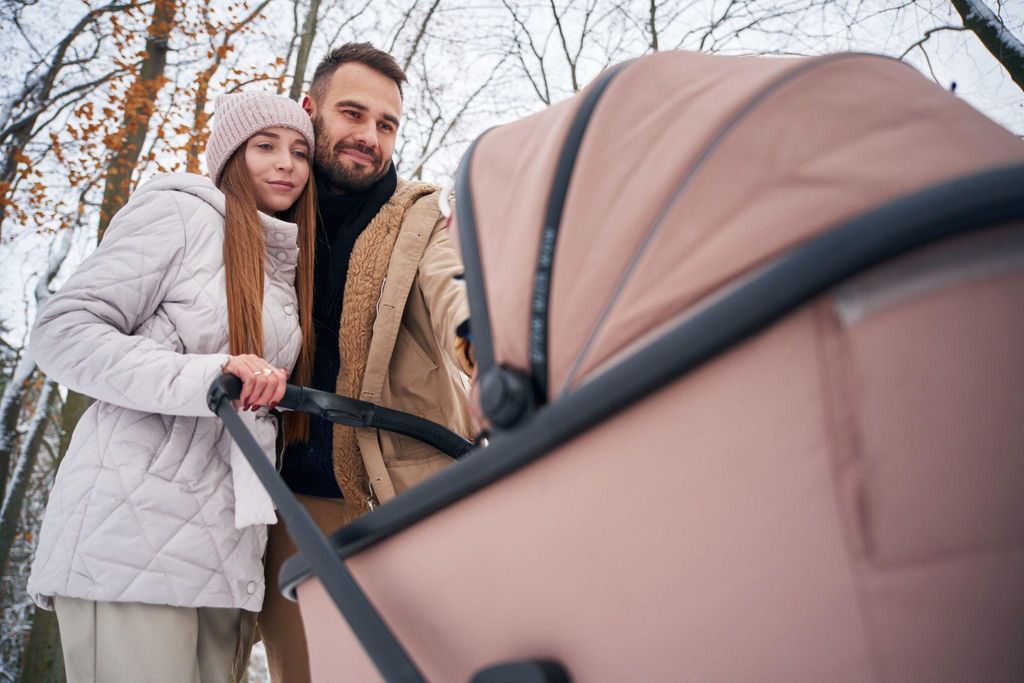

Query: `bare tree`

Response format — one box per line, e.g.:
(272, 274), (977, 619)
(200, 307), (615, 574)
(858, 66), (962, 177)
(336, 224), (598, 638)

(550, 0), (601, 91)
(320, 0), (375, 64)
(502, 0), (555, 104)
(0, 351), (32, 497)
(0, 376), (57, 578)
(0, 207), (76, 497)
(0, 1), (135, 241)
(498, 0), (640, 106)
(184, 0), (275, 172)
(96, 0), (178, 241)
(402, 53), (509, 179)
(951, 0), (1024, 91)
(0, 215), (73, 579)
(400, 0), (441, 71)
(289, 0), (322, 100)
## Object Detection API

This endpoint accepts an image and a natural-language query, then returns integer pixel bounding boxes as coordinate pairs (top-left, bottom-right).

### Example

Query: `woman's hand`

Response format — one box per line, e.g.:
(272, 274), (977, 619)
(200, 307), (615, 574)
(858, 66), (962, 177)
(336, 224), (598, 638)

(222, 354), (288, 411)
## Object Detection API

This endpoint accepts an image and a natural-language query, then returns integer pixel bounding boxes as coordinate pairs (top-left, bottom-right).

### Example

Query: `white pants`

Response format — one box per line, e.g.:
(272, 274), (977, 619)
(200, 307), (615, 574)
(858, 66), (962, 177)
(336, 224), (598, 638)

(54, 596), (255, 683)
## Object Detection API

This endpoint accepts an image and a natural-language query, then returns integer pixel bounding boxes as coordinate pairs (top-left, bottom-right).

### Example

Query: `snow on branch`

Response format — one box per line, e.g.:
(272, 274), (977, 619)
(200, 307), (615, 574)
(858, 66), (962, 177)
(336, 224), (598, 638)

(34, 225), (74, 306)
(953, 0), (1024, 92)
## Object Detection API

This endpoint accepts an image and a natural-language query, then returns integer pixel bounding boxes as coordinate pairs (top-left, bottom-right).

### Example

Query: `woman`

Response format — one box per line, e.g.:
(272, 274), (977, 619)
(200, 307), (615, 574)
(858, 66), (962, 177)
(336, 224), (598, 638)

(26, 92), (316, 683)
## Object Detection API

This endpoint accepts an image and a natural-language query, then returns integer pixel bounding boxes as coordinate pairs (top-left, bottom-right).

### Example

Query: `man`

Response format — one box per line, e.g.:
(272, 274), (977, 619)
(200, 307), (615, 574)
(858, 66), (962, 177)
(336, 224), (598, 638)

(258, 43), (474, 682)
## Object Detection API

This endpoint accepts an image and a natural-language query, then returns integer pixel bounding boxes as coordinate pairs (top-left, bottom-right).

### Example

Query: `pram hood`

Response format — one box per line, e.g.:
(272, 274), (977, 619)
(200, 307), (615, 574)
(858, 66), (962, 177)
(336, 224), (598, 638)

(452, 51), (1024, 407)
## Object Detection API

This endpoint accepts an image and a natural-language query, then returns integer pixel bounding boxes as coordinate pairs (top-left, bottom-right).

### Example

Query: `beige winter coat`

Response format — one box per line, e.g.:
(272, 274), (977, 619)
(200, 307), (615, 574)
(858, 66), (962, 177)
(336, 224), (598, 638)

(330, 179), (472, 510)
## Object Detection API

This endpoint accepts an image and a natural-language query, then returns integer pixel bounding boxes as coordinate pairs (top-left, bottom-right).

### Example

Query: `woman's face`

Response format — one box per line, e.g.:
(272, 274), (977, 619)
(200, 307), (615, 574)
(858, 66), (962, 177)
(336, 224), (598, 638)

(244, 127), (311, 214)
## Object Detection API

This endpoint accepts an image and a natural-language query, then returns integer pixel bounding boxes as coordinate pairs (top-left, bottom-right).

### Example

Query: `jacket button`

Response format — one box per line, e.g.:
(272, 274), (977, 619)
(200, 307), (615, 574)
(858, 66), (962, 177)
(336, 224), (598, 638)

(276, 251), (287, 260)
(246, 581), (257, 595)
(283, 305), (294, 316)
(275, 232), (285, 242)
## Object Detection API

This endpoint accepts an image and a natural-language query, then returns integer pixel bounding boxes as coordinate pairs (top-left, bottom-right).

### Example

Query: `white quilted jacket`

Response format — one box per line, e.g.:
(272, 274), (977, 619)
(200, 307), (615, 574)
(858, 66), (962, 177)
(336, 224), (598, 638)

(27, 173), (301, 612)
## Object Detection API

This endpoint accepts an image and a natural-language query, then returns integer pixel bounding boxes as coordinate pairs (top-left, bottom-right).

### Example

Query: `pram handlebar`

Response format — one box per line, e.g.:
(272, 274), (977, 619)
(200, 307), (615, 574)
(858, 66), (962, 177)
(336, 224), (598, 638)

(207, 374), (473, 459)
(205, 373), (429, 682)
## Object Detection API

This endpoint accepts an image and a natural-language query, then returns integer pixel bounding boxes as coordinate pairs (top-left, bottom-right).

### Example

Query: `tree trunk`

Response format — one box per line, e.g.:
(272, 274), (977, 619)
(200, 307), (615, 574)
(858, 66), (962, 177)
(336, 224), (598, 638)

(17, 607), (64, 683)
(951, 0), (1024, 93)
(96, 0), (178, 241)
(185, 67), (216, 174)
(2, 211), (75, 495)
(649, 0), (659, 52)
(11, 389), (91, 682)
(55, 391), (92, 467)
(288, 0), (322, 101)
(0, 354), (34, 495)
(0, 379), (57, 578)
(0, 119), (34, 242)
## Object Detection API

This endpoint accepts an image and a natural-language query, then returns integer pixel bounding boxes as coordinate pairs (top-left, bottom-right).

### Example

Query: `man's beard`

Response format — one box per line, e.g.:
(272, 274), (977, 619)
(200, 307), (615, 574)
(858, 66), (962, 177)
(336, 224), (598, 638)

(313, 114), (390, 193)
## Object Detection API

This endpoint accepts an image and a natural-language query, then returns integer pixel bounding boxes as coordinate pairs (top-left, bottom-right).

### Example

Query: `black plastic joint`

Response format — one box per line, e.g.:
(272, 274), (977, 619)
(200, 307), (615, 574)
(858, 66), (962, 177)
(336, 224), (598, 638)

(207, 374), (242, 413)
(479, 366), (534, 429)
(471, 659), (571, 683)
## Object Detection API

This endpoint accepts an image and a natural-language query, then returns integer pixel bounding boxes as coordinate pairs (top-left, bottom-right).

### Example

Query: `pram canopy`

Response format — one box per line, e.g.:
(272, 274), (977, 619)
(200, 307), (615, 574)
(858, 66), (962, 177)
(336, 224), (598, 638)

(454, 51), (1023, 423)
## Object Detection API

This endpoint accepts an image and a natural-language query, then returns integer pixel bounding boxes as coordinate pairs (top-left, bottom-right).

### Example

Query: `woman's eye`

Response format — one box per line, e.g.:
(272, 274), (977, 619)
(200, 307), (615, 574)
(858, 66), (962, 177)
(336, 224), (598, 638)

(257, 143), (273, 151)
(292, 149), (308, 159)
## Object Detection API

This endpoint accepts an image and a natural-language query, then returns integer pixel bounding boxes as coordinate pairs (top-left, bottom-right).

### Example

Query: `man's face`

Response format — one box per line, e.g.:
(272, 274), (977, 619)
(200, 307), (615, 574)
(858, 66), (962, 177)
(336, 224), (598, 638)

(308, 62), (402, 192)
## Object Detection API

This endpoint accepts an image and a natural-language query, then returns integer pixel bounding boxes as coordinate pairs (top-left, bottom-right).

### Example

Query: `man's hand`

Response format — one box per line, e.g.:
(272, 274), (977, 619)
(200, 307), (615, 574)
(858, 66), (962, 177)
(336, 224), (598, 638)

(454, 335), (475, 376)
(467, 363), (491, 436)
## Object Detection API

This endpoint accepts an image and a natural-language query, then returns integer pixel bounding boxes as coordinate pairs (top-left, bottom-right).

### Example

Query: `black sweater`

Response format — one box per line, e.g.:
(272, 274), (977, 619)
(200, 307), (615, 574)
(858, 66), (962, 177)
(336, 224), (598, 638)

(280, 167), (397, 498)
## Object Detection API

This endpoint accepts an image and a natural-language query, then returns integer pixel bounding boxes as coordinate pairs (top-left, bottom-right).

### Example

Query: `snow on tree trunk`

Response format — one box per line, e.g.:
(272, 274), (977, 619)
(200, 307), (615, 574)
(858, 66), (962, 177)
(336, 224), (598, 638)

(0, 379), (56, 577)
(0, 354), (36, 496)
(1, 216), (72, 495)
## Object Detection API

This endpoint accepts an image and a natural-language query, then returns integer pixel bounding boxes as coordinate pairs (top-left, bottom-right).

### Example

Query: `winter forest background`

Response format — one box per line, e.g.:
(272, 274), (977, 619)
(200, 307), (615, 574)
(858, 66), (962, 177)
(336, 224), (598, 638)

(1, 0), (1022, 680)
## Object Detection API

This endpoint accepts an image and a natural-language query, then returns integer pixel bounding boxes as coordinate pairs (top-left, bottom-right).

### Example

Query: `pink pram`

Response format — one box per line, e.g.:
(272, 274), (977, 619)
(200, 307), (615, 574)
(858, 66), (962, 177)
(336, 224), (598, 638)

(213, 50), (1024, 682)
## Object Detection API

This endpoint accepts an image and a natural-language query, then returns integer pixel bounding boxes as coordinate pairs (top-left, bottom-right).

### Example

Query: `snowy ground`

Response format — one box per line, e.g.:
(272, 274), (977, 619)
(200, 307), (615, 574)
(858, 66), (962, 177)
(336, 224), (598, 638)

(246, 641), (270, 683)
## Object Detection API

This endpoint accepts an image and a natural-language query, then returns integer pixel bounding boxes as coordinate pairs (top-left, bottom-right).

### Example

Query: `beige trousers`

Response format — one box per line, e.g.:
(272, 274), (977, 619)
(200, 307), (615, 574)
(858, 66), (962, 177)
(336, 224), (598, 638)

(54, 596), (256, 683)
(259, 494), (363, 683)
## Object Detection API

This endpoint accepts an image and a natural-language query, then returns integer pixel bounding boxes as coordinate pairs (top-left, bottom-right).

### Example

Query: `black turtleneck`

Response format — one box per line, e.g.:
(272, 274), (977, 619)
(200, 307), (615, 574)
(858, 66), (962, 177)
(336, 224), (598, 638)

(280, 165), (398, 498)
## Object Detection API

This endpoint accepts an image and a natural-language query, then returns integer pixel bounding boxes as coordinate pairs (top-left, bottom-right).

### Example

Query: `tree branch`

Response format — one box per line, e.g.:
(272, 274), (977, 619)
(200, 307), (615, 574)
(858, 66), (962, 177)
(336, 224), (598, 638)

(899, 24), (966, 59)
(951, 0), (1024, 93)
(403, 0), (441, 72)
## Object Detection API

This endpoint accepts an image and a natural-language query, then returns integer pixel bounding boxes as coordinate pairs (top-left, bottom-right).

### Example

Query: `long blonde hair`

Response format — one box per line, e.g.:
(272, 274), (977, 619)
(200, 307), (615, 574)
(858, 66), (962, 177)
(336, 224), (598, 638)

(218, 145), (316, 444)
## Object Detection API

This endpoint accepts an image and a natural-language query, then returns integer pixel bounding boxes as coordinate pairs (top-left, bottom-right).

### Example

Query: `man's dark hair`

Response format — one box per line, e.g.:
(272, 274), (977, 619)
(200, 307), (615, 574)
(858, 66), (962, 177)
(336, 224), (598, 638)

(309, 42), (407, 103)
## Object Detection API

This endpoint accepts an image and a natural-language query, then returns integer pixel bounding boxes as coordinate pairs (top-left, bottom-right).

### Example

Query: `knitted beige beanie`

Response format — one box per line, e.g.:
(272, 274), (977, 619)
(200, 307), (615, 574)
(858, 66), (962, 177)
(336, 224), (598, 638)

(205, 92), (315, 184)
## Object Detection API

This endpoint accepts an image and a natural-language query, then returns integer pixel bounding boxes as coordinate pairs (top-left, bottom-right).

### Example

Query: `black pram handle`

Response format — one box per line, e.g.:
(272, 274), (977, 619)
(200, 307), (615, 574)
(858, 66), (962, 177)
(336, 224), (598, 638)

(206, 372), (430, 681)
(207, 374), (473, 459)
